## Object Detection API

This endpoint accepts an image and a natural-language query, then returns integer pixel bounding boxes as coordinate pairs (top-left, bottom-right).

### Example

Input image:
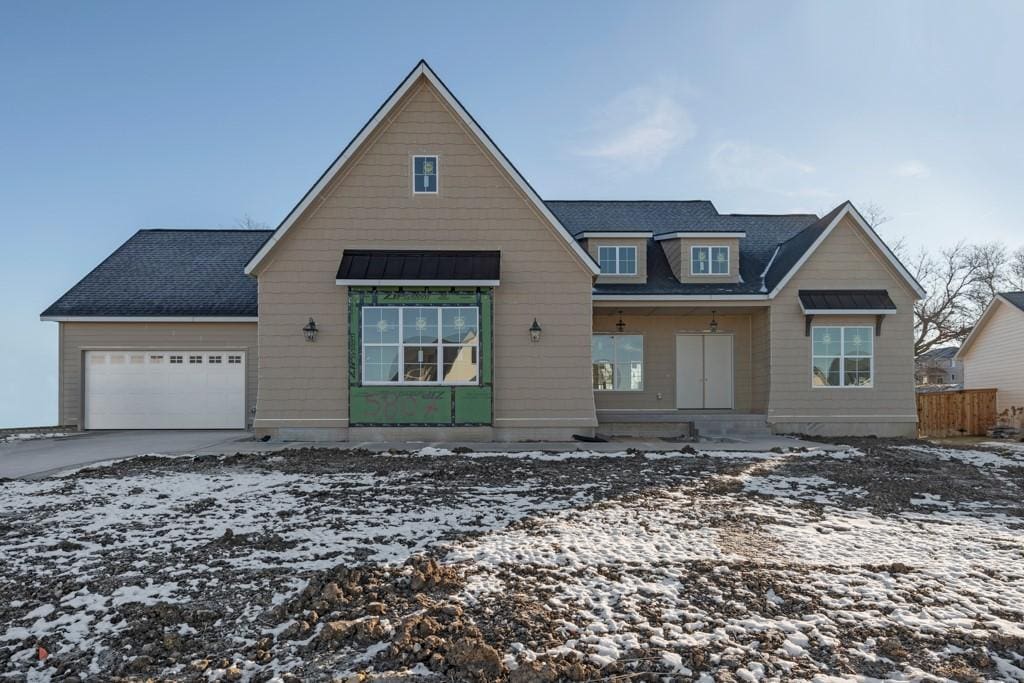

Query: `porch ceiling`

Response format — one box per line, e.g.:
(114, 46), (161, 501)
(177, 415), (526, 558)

(594, 305), (769, 316)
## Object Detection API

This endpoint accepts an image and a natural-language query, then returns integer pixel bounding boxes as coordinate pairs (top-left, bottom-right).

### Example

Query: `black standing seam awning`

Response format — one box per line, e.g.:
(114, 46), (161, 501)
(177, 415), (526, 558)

(799, 289), (897, 337)
(798, 289), (896, 313)
(336, 250), (501, 284)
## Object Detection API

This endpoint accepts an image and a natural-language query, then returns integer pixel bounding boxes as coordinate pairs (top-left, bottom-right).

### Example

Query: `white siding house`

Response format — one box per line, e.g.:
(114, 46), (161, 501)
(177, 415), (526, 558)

(957, 292), (1024, 427)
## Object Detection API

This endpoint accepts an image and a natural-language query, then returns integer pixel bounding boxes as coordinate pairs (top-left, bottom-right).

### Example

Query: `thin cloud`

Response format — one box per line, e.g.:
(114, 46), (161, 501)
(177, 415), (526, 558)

(709, 141), (827, 198)
(892, 160), (931, 178)
(578, 85), (696, 172)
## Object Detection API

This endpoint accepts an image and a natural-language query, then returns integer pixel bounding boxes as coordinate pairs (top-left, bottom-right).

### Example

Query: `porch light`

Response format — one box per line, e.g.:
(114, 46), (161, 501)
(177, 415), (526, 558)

(616, 310), (626, 333)
(708, 310), (719, 334)
(302, 317), (319, 342)
(529, 318), (542, 343)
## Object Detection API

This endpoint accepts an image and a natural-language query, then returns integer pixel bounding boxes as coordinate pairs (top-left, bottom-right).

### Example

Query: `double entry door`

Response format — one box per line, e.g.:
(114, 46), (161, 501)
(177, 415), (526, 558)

(675, 334), (734, 409)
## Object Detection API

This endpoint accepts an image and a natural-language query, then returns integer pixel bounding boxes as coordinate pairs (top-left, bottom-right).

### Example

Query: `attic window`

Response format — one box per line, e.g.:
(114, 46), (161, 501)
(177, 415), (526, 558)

(413, 155), (438, 194)
(598, 246), (637, 275)
(691, 246), (729, 275)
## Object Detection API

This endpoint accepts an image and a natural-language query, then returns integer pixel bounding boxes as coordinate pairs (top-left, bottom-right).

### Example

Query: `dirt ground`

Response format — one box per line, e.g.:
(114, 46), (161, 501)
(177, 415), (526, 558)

(1, 439), (1022, 682)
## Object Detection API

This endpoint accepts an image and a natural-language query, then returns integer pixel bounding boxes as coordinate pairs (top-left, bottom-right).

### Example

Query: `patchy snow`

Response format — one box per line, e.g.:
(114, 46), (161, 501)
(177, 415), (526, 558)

(0, 432), (68, 444)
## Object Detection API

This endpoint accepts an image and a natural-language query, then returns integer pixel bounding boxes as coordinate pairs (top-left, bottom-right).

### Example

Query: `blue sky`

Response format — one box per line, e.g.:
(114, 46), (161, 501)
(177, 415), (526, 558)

(2, 1), (1022, 426)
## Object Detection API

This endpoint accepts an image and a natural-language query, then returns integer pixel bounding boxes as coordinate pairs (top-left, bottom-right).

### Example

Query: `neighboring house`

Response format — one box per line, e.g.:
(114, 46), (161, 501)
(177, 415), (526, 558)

(956, 292), (1024, 426)
(915, 346), (963, 386)
(41, 61), (925, 440)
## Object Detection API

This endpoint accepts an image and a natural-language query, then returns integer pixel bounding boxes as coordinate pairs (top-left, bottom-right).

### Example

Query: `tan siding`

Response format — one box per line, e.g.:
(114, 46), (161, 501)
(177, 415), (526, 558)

(254, 79), (596, 435)
(592, 311), (756, 412)
(961, 301), (1024, 413)
(59, 322), (258, 428)
(767, 215), (917, 434)
(660, 237), (741, 284)
(750, 308), (770, 412)
(584, 237), (648, 284)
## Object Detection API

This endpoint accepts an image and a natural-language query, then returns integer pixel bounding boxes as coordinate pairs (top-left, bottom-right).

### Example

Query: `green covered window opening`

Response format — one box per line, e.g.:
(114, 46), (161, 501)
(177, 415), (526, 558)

(362, 305), (479, 385)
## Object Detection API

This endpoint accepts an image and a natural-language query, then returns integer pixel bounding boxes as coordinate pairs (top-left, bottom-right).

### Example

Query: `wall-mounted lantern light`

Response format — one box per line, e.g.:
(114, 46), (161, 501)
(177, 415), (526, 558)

(529, 318), (542, 343)
(708, 310), (719, 334)
(302, 317), (319, 342)
(616, 310), (626, 333)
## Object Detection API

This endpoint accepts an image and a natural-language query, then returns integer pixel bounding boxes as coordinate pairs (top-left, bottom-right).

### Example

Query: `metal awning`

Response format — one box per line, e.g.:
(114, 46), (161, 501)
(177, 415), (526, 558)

(336, 250), (500, 286)
(798, 289), (896, 314)
(798, 289), (897, 336)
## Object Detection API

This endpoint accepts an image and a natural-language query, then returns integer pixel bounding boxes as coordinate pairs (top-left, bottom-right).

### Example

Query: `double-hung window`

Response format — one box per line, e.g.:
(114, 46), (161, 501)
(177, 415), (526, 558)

(412, 155), (438, 194)
(691, 246), (729, 275)
(592, 335), (644, 391)
(598, 246), (637, 275)
(812, 326), (873, 387)
(362, 306), (479, 385)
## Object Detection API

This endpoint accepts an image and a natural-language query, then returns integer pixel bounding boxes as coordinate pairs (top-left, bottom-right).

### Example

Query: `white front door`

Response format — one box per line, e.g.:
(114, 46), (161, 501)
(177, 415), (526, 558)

(85, 351), (246, 429)
(675, 334), (734, 410)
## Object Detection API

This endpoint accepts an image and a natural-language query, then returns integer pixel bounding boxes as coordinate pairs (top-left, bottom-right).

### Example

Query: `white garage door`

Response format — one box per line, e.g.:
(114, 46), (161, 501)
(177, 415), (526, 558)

(85, 351), (246, 429)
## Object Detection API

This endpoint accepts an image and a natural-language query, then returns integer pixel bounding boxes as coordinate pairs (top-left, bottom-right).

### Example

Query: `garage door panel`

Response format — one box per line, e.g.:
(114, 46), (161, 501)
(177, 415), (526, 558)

(85, 351), (245, 429)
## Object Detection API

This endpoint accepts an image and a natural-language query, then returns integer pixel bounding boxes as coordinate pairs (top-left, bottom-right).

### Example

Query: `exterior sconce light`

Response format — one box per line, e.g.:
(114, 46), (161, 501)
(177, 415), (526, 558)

(302, 317), (319, 342)
(616, 310), (626, 333)
(708, 310), (719, 334)
(529, 318), (542, 343)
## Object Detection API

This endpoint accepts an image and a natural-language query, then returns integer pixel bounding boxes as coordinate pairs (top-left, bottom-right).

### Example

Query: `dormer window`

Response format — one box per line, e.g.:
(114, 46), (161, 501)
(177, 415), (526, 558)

(691, 246), (729, 275)
(598, 246), (637, 275)
(413, 155), (438, 194)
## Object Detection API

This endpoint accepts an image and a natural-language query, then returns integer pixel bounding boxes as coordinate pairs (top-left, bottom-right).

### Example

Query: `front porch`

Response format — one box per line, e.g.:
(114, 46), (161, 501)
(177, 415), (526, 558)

(592, 304), (772, 438)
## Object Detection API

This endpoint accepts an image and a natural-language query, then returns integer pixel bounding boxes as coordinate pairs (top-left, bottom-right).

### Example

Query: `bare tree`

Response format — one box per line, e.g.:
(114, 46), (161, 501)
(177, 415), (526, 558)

(235, 214), (270, 230)
(1008, 246), (1024, 292)
(861, 202), (891, 229)
(911, 242), (1007, 356)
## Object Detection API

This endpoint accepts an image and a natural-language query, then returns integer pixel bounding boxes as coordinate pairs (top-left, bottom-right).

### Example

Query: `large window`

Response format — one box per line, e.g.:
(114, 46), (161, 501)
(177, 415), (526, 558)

(691, 246), (729, 275)
(412, 155), (438, 194)
(592, 335), (644, 391)
(812, 326), (873, 388)
(362, 306), (478, 385)
(598, 246), (638, 275)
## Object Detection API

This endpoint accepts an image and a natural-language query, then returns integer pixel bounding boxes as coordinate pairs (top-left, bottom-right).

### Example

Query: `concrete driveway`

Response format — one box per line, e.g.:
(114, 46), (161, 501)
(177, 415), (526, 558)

(0, 430), (252, 479)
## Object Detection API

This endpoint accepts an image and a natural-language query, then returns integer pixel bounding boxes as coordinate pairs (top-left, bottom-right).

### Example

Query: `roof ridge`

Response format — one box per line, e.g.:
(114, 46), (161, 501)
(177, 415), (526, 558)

(139, 228), (275, 233)
(719, 212), (819, 218)
(545, 199), (714, 204)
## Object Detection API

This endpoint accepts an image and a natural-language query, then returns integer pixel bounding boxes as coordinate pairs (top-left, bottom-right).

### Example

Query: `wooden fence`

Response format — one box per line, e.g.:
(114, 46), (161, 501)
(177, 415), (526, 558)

(916, 388), (998, 437)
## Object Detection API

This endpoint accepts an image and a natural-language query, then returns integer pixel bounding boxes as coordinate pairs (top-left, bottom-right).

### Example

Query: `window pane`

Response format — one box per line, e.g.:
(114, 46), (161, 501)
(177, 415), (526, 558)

(363, 307), (399, 344)
(598, 247), (617, 274)
(414, 156), (437, 193)
(593, 361), (614, 390)
(443, 346), (478, 383)
(618, 247), (637, 274)
(364, 346), (399, 383)
(844, 327), (873, 356)
(711, 247), (729, 274)
(812, 327), (841, 357)
(813, 356), (841, 386)
(403, 346), (437, 382)
(403, 307), (438, 344)
(844, 357), (872, 386)
(692, 248), (709, 274)
(442, 307), (478, 344)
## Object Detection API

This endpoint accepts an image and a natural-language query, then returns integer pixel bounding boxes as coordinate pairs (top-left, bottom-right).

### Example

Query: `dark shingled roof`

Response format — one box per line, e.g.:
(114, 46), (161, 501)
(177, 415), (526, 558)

(918, 346), (959, 361)
(1000, 291), (1024, 312)
(337, 250), (500, 281)
(546, 200), (824, 295)
(798, 289), (896, 311)
(41, 230), (272, 318)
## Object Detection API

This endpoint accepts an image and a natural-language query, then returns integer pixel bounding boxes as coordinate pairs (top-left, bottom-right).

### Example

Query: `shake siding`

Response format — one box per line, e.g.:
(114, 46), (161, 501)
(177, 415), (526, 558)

(962, 301), (1024, 413)
(254, 79), (596, 433)
(59, 322), (258, 428)
(592, 311), (756, 412)
(767, 215), (917, 433)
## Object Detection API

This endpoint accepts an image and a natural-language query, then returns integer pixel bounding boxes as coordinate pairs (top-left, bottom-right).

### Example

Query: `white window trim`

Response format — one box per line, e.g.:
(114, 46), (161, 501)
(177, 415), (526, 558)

(811, 325), (874, 389)
(597, 245), (638, 276)
(690, 245), (730, 276)
(361, 305), (480, 386)
(592, 333), (645, 392)
(411, 154), (440, 195)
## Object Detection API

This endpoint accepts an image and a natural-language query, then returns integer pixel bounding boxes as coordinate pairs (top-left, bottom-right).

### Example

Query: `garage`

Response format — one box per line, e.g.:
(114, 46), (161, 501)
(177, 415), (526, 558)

(84, 351), (246, 429)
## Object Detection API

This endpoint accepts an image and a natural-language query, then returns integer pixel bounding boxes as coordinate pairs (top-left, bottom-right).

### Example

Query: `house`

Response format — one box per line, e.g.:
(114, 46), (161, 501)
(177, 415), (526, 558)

(956, 292), (1024, 426)
(915, 346), (963, 386)
(40, 61), (925, 441)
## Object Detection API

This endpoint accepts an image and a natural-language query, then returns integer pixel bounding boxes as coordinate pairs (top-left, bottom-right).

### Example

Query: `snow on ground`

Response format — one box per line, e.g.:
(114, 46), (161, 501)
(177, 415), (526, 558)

(1, 442), (1023, 681)
(0, 432), (68, 444)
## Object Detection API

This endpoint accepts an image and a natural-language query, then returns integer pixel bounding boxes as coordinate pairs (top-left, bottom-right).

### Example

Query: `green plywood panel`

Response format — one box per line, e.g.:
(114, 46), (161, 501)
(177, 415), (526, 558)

(454, 386), (492, 425)
(350, 386), (453, 425)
